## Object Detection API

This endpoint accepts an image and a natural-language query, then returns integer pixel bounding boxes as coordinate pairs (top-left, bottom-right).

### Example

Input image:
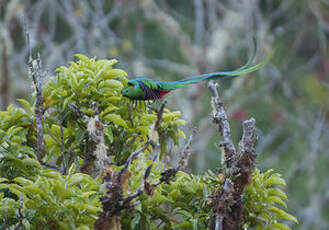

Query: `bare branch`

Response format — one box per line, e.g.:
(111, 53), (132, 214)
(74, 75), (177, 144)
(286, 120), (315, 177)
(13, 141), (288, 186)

(117, 140), (151, 184)
(0, 36), (9, 110)
(238, 118), (256, 158)
(208, 80), (257, 230)
(153, 101), (167, 131)
(215, 213), (223, 230)
(24, 19), (47, 162)
(177, 127), (197, 170)
(208, 80), (236, 168)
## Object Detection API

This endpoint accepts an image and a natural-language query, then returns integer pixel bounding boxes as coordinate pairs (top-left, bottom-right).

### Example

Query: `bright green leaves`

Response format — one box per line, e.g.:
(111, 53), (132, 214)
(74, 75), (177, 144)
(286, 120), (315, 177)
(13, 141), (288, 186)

(0, 54), (187, 228)
(122, 157), (216, 229)
(43, 54), (125, 111)
(0, 164), (101, 229)
(0, 53), (296, 229)
(102, 79), (124, 90)
(157, 109), (186, 157)
(103, 114), (128, 129)
(42, 54), (186, 164)
(17, 99), (33, 113)
(120, 156), (297, 230)
(103, 69), (127, 81)
(0, 107), (38, 181)
(0, 105), (33, 130)
(243, 169), (298, 230)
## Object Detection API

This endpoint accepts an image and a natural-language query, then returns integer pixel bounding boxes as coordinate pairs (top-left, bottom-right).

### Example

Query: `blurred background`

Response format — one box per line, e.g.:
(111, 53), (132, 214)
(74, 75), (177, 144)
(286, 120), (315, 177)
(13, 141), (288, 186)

(1, 0), (329, 229)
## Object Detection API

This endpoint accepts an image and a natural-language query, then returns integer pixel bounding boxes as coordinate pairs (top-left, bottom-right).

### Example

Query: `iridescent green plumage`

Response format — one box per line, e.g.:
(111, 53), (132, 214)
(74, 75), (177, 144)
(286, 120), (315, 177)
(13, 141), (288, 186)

(121, 43), (273, 101)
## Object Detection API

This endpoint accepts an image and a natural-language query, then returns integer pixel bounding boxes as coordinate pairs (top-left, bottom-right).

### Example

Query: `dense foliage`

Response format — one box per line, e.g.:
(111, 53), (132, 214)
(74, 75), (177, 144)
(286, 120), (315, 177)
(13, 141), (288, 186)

(0, 55), (297, 229)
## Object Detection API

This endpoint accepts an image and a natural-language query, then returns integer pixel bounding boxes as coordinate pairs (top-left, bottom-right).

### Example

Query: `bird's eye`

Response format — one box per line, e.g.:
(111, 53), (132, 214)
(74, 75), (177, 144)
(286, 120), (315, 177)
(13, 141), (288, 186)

(127, 82), (133, 87)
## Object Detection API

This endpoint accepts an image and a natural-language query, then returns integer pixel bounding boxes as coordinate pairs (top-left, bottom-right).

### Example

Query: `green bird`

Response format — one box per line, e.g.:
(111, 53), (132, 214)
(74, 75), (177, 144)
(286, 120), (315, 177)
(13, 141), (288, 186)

(121, 43), (273, 101)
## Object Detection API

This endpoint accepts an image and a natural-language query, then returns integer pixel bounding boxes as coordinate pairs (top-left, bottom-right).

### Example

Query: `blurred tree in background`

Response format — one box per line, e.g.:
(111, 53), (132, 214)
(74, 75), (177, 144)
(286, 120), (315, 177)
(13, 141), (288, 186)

(0, 0), (329, 229)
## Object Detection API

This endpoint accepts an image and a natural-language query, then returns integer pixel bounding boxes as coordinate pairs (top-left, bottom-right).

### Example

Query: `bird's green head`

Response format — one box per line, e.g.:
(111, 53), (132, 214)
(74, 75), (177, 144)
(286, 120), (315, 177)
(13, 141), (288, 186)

(121, 80), (145, 100)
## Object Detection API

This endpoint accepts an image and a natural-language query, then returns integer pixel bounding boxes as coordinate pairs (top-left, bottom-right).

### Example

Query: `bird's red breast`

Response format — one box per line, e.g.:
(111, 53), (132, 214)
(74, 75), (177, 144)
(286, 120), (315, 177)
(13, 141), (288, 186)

(158, 91), (171, 98)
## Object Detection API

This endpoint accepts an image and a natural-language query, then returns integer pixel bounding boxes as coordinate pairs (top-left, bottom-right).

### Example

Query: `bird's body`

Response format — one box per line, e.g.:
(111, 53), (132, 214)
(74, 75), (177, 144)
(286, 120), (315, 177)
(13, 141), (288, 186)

(121, 43), (273, 101)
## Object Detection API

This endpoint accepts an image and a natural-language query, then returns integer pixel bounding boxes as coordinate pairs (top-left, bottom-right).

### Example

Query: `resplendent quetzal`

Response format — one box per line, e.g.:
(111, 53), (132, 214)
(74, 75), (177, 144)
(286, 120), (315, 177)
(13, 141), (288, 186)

(121, 41), (273, 101)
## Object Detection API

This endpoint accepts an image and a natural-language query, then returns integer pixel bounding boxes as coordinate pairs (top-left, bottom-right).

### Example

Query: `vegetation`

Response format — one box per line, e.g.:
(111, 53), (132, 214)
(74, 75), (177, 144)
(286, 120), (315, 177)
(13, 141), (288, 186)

(0, 55), (297, 229)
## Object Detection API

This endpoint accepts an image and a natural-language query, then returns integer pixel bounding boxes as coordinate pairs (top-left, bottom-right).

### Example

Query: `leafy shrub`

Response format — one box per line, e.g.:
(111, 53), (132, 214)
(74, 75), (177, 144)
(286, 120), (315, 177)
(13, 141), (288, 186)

(119, 155), (297, 230)
(0, 164), (100, 229)
(0, 105), (40, 181)
(243, 169), (298, 230)
(42, 54), (185, 167)
(0, 55), (297, 229)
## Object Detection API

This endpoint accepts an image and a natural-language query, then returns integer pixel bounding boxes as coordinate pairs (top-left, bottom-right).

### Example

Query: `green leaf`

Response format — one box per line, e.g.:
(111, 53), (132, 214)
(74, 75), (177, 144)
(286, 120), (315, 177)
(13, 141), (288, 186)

(104, 96), (122, 102)
(264, 174), (286, 187)
(76, 226), (90, 230)
(263, 169), (274, 178)
(14, 177), (33, 186)
(22, 158), (42, 169)
(177, 129), (186, 139)
(268, 206), (298, 223)
(24, 185), (47, 198)
(68, 173), (87, 186)
(131, 212), (141, 229)
(51, 124), (61, 137)
(75, 130), (85, 144)
(23, 219), (32, 230)
(43, 169), (63, 180)
(63, 94), (75, 110)
(96, 59), (118, 68)
(74, 203), (101, 213)
(104, 126), (114, 143)
(100, 105), (119, 117)
(178, 221), (193, 228)
(17, 99), (32, 112)
(176, 210), (193, 218)
(103, 79), (124, 90)
(0, 178), (8, 183)
(69, 61), (79, 70)
(7, 126), (24, 137)
(268, 188), (287, 200)
(268, 196), (287, 208)
(68, 163), (77, 176)
(6, 184), (27, 199)
(82, 191), (97, 199)
(75, 54), (91, 64)
(269, 223), (292, 230)
(105, 69), (127, 79)
(104, 114), (128, 128)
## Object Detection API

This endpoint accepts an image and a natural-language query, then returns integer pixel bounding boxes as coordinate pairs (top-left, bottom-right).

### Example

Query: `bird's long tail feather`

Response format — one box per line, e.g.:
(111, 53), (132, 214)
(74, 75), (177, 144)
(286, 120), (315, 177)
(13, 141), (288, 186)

(174, 40), (274, 87)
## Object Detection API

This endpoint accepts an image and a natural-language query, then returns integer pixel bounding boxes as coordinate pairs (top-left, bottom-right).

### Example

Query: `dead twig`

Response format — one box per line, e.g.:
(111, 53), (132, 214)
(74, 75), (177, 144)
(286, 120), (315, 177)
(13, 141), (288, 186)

(208, 80), (257, 230)
(208, 81), (236, 169)
(24, 19), (47, 162)
(1, 36), (9, 110)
